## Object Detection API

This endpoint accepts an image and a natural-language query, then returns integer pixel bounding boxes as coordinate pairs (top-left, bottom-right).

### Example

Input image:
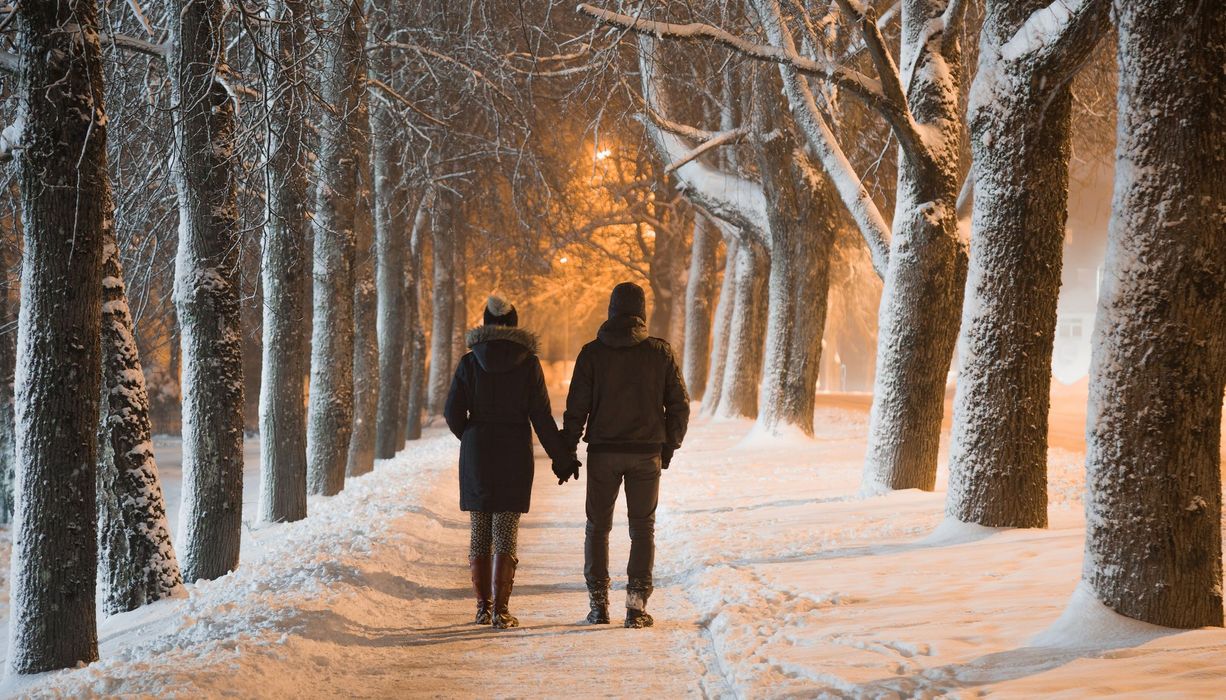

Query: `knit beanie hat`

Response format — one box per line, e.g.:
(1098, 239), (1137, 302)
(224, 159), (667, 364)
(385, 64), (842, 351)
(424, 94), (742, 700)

(608, 282), (646, 320)
(483, 295), (518, 327)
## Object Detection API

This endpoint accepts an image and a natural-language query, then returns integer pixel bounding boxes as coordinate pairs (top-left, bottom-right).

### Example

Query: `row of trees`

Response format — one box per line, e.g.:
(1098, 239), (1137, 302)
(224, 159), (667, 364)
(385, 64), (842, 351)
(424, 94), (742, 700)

(574, 0), (1224, 630)
(2, 0), (613, 674)
(2, 0), (1221, 677)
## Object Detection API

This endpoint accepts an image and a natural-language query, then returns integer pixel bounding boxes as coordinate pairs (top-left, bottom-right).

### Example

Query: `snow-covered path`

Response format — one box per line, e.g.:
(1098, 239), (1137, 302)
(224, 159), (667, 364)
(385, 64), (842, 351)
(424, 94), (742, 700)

(316, 438), (719, 698)
(6, 403), (1226, 698)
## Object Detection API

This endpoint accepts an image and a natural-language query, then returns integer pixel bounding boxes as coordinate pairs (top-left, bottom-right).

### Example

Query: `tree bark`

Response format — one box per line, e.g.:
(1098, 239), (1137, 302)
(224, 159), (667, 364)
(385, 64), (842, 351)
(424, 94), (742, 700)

(404, 193), (431, 439)
(0, 200), (17, 525)
(308, 0), (366, 496)
(259, 0), (311, 524)
(348, 148), (378, 478)
(701, 237), (738, 416)
(8, 1), (108, 673)
(373, 118), (405, 459)
(648, 217), (687, 342)
(683, 214), (720, 402)
(451, 224), (468, 368)
(169, 0), (245, 582)
(1081, 0), (1226, 628)
(753, 130), (839, 437)
(98, 236), (184, 616)
(715, 240), (768, 420)
(947, 0), (1108, 528)
(426, 209), (455, 416)
(860, 0), (967, 492)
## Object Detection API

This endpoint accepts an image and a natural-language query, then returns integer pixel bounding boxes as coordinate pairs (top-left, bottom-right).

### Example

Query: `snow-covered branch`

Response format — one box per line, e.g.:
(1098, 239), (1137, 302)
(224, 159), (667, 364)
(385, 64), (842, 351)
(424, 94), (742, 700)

(1000, 0), (1109, 74)
(751, 0), (891, 278)
(578, 4), (892, 115)
(663, 127), (750, 174)
(636, 34), (769, 246)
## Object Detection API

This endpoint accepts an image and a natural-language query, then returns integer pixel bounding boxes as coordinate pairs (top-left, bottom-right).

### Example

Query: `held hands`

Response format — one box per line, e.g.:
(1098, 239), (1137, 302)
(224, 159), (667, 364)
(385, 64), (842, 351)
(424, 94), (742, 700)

(553, 456), (581, 485)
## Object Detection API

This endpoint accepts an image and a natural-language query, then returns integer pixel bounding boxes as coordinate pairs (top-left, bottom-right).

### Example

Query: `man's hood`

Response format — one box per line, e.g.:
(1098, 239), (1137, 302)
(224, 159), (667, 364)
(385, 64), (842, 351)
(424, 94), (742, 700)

(465, 325), (539, 373)
(597, 314), (649, 348)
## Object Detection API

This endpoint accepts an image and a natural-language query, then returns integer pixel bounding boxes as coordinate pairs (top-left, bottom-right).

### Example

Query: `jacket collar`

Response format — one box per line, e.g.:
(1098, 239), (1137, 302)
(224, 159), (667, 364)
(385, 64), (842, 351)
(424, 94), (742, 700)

(597, 314), (649, 348)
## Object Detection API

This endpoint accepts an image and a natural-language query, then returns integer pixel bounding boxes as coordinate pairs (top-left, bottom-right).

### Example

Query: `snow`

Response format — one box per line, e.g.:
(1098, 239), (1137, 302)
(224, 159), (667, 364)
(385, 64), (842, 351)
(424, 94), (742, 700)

(2, 396), (1225, 696)
(1031, 582), (1177, 649)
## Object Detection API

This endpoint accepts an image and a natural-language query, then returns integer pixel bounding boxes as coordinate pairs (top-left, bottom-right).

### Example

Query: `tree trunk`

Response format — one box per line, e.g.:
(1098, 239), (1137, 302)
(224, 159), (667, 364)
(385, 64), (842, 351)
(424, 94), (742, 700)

(308, 0), (366, 496)
(451, 224), (468, 368)
(683, 214), (720, 402)
(715, 240), (768, 420)
(860, 0), (967, 492)
(8, 1), (108, 673)
(753, 132), (839, 437)
(348, 150), (378, 478)
(0, 200), (17, 525)
(259, 0), (311, 524)
(169, 0), (245, 582)
(426, 211), (455, 416)
(701, 237), (738, 416)
(947, 0), (1107, 528)
(404, 193), (431, 440)
(373, 121), (405, 460)
(1081, 0), (1226, 628)
(648, 218), (686, 342)
(98, 236), (184, 616)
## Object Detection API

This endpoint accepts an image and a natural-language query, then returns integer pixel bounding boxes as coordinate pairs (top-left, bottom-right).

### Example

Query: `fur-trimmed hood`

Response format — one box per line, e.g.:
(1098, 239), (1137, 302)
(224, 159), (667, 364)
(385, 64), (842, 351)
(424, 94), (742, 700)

(465, 325), (539, 373)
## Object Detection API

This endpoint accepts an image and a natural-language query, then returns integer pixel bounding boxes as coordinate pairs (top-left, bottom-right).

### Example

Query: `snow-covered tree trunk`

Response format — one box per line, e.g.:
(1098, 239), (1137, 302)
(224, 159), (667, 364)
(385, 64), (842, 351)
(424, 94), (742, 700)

(947, 0), (1108, 528)
(648, 218), (686, 342)
(859, 0), (967, 492)
(308, 0), (366, 496)
(426, 215), (455, 416)
(404, 194), (431, 439)
(753, 128), (839, 437)
(715, 240), (768, 420)
(0, 213), (16, 525)
(348, 155), (379, 478)
(7, 0), (108, 673)
(373, 118), (405, 460)
(1081, 0), (1226, 628)
(169, 0), (245, 581)
(683, 214), (719, 402)
(98, 236), (184, 616)
(701, 236), (738, 416)
(259, 0), (311, 524)
(451, 224), (468, 367)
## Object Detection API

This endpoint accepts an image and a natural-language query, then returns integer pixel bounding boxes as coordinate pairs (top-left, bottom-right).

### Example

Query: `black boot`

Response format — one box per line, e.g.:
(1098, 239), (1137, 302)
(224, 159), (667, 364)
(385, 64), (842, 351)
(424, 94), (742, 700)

(586, 583), (610, 625)
(469, 555), (493, 625)
(624, 584), (654, 628)
(492, 553), (519, 629)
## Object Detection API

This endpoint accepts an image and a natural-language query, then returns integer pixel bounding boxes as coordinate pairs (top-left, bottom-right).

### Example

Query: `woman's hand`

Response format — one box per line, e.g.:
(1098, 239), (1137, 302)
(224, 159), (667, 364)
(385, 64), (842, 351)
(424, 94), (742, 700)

(552, 457), (581, 485)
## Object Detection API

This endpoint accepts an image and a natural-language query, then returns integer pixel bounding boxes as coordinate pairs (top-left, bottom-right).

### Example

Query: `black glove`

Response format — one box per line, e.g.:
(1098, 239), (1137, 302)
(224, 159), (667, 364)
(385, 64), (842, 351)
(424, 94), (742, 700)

(661, 445), (675, 470)
(553, 456), (581, 484)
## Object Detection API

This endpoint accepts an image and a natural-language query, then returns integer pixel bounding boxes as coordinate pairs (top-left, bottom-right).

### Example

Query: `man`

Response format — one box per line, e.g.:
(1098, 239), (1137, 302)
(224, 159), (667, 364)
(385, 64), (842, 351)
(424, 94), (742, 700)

(559, 282), (690, 628)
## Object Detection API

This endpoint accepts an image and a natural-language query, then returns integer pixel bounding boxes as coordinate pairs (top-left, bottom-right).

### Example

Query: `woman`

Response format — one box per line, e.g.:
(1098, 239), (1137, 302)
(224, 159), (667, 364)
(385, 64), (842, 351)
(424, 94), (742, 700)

(444, 295), (578, 629)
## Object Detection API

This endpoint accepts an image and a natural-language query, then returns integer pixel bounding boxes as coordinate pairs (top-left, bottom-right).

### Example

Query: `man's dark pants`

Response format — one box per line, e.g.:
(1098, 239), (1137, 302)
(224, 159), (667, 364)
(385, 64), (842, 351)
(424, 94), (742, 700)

(584, 452), (661, 598)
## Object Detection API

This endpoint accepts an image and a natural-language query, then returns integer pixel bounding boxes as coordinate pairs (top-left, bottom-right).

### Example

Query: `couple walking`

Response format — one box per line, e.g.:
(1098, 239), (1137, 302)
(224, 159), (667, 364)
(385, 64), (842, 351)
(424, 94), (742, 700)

(444, 282), (690, 630)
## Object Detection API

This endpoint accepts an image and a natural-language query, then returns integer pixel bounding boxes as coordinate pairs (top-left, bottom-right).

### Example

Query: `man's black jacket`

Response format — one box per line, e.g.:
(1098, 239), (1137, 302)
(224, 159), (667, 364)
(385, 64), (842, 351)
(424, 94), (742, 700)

(563, 314), (690, 455)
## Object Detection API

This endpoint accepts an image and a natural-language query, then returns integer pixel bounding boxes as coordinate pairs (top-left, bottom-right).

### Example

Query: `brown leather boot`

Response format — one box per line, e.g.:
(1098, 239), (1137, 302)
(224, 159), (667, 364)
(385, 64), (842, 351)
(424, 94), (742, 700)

(469, 555), (493, 624)
(491, 553), (519, 629)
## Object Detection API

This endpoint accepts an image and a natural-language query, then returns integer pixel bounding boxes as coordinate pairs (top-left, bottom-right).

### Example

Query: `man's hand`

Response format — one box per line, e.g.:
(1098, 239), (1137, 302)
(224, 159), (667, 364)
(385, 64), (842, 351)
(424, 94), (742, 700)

(553, 457), (581, 484)
(661, 445), (675, 470)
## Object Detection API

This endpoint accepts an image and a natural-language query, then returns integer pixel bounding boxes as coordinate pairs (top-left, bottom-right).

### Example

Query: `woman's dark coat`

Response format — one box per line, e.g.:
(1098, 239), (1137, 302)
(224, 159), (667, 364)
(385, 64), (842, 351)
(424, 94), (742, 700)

(444, 325), (566, 513)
